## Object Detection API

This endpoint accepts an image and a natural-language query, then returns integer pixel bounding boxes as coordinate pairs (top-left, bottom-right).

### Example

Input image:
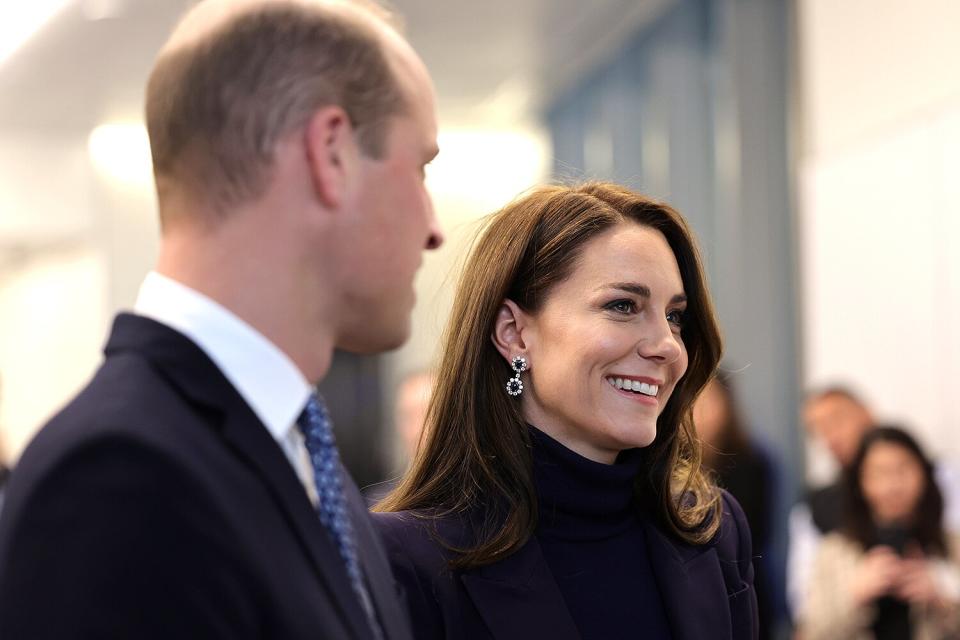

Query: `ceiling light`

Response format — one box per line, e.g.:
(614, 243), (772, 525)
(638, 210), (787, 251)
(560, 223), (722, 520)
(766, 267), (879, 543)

(0, 1), (73, 69)
(426, 128), (549, 214)
(81, 0), (125, 22)
(88, 123), (154, 188)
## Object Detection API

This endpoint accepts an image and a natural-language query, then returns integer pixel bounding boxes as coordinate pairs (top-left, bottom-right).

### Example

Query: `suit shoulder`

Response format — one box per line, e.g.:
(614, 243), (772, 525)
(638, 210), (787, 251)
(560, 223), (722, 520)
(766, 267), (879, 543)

(18, 353), (207, 484)
(55, 351), (183, 430)
(4, 430), (222, 525)
(0, 434), (256, 637)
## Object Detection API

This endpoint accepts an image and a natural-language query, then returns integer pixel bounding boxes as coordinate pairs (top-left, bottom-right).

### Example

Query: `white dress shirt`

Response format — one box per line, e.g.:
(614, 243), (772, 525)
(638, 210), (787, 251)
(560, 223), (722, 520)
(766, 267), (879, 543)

(134, 271), (319, 504)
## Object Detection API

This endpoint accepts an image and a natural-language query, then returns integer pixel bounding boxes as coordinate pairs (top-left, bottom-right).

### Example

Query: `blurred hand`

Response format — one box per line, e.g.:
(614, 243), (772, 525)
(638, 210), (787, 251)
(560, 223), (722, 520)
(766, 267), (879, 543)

(850, 546), (901, 606)
(894, 552), (943, 607)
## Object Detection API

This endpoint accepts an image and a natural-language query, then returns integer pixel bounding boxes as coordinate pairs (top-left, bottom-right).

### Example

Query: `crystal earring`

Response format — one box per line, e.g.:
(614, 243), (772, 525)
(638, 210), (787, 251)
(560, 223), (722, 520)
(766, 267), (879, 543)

(505, 355), (527, 396)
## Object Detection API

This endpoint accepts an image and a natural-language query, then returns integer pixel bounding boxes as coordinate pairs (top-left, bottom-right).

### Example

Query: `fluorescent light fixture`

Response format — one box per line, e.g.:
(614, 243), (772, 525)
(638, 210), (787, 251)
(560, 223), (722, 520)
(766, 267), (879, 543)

(88, 123), (154, 188)
(426, 128), (549, 214)
(0, 1), (73, 68)
(81, 0), (124, 22)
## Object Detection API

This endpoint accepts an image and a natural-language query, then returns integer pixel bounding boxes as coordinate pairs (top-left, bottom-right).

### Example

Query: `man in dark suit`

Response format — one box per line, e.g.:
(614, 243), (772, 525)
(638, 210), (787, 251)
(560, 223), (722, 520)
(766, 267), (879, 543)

(0, 1), (443, 638)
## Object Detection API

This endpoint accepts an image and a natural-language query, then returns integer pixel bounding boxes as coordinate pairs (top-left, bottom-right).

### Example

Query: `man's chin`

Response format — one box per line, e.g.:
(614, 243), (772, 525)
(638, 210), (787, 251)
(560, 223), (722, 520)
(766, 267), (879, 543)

(336, 320), (411, 355)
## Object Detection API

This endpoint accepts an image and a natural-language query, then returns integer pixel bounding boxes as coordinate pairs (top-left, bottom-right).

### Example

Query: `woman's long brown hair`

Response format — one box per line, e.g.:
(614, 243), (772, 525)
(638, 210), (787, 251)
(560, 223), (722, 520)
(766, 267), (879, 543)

(375, 182), (724, 568)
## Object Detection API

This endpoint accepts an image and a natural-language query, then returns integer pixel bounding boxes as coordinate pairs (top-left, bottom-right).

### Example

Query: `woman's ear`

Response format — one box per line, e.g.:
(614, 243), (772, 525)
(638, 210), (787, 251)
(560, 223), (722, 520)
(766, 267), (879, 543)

(491, 299), (532, 363)
(304, 105), (359, 209)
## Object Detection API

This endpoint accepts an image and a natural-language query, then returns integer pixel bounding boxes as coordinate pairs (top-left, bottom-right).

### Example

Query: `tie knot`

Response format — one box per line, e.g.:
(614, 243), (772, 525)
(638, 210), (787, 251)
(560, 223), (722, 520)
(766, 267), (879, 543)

(297, 392), (335, 447)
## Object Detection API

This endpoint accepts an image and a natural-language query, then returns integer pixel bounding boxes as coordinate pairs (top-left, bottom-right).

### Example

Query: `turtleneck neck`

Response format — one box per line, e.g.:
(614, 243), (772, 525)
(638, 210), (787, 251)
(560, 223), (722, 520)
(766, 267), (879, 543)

(529, 425), (646, 541)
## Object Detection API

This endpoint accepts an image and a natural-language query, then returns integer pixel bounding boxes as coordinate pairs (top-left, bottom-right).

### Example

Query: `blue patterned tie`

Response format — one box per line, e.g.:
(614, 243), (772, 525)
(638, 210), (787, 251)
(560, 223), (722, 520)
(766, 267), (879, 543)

(297, 392), (383, 640)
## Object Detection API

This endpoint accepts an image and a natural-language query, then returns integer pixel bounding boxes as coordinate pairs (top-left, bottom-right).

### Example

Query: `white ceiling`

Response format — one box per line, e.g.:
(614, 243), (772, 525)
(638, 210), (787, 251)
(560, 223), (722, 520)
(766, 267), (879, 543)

(0, 0), (670, 135)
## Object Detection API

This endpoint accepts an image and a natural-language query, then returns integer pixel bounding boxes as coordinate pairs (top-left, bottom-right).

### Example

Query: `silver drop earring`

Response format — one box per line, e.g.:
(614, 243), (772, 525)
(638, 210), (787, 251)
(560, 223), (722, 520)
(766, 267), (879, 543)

(505, 356), (527, 396)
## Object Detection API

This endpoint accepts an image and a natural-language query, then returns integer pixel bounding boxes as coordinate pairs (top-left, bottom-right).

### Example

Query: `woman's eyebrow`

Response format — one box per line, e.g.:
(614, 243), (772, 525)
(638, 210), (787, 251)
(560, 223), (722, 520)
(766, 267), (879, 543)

(599, 282), (687, 304)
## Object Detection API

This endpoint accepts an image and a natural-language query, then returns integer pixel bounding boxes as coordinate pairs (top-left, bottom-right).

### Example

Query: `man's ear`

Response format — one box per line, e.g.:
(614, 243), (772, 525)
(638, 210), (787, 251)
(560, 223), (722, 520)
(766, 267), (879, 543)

(304, 106), (359, 209)
(491, 299), (533, 363)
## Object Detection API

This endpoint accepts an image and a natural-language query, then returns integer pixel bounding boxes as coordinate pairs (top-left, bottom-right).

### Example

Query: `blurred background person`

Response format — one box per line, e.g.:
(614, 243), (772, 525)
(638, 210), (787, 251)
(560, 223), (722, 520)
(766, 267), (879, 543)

(788, 387), (877, 618)
(394, 370), (434, 464)
(799, 426), (960, 640)
(364, 369), (435, 504)
(0, 453), (7, 515)
(0, 378), (7, 514)
(790, 390), (960, 623)
(694, 368), (780, 639)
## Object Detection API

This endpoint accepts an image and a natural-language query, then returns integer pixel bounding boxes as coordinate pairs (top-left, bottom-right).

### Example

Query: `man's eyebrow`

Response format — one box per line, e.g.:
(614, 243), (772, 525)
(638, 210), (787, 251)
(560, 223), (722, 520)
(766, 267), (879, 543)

(598, 282), (687, 305)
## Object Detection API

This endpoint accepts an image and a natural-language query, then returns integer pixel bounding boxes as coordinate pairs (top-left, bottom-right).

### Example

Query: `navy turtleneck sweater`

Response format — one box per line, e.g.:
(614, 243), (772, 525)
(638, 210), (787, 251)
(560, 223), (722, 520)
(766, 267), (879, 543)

(530, 426), (673, 640)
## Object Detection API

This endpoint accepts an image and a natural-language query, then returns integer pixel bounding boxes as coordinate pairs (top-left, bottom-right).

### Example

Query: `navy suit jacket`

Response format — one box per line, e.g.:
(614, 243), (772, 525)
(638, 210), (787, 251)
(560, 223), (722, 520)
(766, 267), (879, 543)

(372, 491), (758, 640)
(0, 314), (412, 640)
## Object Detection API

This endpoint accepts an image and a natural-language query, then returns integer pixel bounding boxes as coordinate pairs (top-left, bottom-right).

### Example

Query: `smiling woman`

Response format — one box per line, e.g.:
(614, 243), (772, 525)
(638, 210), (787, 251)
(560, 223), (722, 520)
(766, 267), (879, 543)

(504, 222), (690, 460)
(373, 182), (759, 640)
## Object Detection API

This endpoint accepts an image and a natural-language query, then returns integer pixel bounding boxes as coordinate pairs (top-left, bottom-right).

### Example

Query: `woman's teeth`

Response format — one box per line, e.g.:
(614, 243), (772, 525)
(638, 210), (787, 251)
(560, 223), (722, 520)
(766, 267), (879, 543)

(607, 377), (659, 397)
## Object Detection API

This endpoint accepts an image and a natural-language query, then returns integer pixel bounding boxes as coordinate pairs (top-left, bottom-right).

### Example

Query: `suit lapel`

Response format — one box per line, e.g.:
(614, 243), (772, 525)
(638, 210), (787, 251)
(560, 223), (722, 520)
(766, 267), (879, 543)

(460, 537), (580, 640)
(106, 314), (373, 640)
(643, 519), (731, 640)
(344, 478), (414, 640)
(216, 403), (374, 640)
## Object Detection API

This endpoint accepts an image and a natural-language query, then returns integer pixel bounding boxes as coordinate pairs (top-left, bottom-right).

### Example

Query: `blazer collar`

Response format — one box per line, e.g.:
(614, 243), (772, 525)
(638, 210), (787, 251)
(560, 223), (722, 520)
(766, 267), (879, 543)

(456, 517), (732, 640)
(346, 478), (414, 640)
(642, 519), (732, 640)
(105, 313), (377, 640)
(460, 536), (580, 640)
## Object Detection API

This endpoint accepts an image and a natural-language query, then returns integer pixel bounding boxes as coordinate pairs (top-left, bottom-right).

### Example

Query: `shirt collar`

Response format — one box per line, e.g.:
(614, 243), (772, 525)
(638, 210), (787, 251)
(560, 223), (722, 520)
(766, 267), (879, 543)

(134, 271), (312, 443)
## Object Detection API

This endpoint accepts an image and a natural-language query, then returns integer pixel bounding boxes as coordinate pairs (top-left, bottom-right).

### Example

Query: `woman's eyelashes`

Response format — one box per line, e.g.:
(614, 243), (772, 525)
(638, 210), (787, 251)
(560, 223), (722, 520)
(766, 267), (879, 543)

(603, 298), (686, 330)
(666, 308), (686, 329)
(604, 298), (638, 315)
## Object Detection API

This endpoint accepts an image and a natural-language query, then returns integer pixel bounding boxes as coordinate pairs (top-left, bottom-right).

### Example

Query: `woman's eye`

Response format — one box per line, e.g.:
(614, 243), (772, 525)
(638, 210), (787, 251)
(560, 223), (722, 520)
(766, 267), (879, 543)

(666, 309), (686, 328)
(605, 299), (637, 314)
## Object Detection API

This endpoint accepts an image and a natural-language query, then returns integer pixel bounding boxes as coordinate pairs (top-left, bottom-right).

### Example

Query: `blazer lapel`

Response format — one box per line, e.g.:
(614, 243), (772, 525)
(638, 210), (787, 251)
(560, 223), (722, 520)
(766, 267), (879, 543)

(216, 404), (374, 640)
(460, 537), (580, 640)
(107, 314), (373, 640)
(344, 476), (414, 640)
(643, 519), (731, 640)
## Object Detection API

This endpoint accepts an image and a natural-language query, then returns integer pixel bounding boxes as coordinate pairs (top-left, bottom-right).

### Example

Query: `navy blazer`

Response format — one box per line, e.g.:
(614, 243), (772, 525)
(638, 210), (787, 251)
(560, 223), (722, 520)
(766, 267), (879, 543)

(372, 491), (758, 640)
(0, 314), (412, 640)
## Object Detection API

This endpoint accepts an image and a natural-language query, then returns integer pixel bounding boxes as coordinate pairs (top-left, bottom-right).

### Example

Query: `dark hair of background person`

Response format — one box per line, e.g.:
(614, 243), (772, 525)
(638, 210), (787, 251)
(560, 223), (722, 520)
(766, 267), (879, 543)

(699, 369), (771, 544)
(0, 376), (7, 487)
(0, 443), (7, 488)
(702, 369), (751, 458)
(375, 181), (724, 568)
(843, 425), (947, 556)
(145, 1), (406, 218)
(697, 368), (776, 640)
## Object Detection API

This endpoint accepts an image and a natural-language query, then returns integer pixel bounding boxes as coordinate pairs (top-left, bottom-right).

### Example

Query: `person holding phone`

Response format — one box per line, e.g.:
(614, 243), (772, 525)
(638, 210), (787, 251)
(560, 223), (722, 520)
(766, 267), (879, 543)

(801, 426), (960, 640)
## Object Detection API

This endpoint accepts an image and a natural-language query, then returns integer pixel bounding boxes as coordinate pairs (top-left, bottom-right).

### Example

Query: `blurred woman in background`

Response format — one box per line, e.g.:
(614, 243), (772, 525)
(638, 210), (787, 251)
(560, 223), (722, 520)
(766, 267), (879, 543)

(372, 182), (758, 639)
(693, 370), (778, 639)
(801, 426), (960, 640)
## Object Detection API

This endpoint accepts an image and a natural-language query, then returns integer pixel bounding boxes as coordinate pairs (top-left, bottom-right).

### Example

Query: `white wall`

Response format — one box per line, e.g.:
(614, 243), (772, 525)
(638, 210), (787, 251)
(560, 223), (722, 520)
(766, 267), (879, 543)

(0, 130), (158, 464)
(798, 0), (960, 467)
(0, 250), (108, 460)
